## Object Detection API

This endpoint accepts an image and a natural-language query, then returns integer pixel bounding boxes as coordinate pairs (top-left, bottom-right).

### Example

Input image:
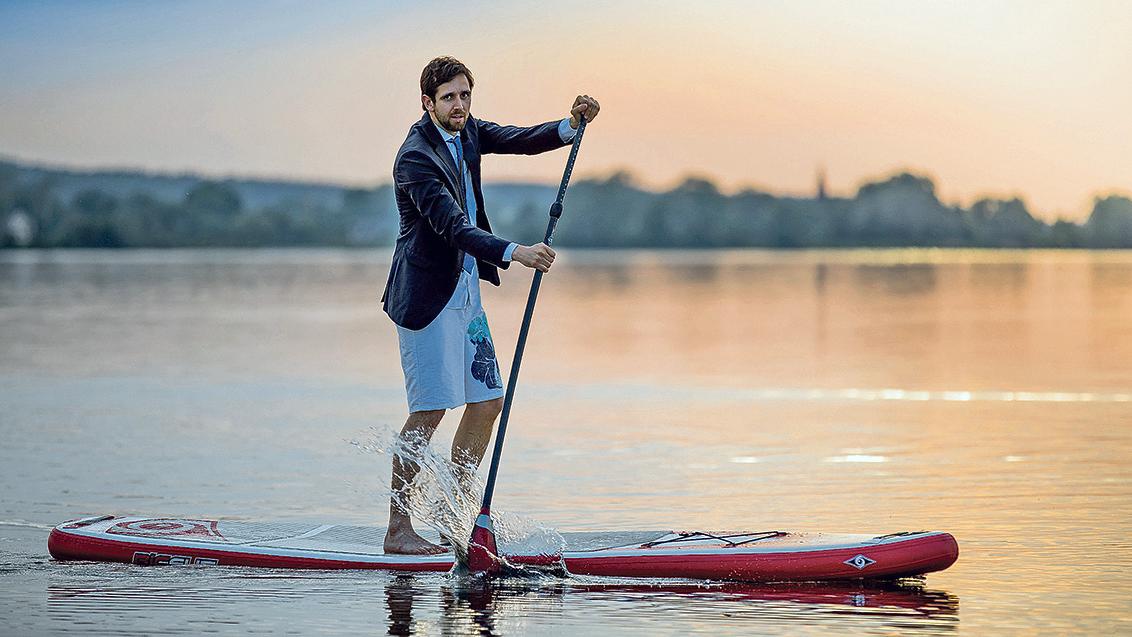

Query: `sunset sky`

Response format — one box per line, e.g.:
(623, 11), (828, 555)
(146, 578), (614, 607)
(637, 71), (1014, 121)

(1, 0), (1129, 220)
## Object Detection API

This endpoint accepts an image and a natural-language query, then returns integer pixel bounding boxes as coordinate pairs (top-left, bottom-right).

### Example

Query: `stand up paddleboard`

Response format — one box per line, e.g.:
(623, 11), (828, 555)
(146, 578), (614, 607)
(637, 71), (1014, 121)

(49, 515), (958, 581)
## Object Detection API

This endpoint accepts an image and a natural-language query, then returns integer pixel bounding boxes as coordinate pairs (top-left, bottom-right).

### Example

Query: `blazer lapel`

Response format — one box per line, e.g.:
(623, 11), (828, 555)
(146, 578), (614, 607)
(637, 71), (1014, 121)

(462, 120), (480, 220)
(418, 113), (464, 203)
(460, 129), (477, 169)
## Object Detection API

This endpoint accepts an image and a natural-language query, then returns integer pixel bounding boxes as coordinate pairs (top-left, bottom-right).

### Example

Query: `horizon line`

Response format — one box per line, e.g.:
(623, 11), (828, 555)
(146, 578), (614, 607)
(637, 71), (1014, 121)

(3, 151), (1129, 222)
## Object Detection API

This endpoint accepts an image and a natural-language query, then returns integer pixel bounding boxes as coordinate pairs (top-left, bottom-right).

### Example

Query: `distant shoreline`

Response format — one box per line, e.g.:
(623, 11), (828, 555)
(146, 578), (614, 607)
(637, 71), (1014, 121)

(3, 158), (1131, 249)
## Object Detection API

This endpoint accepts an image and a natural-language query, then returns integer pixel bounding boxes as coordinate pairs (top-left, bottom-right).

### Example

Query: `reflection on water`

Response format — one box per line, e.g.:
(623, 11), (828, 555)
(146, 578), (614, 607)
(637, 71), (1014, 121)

(398, 577), (959, 637)
(967, 262), (1029, 296)
(2, 248), (1132, 635)
(44, 571), (958, 637)
(854, 263), (938, 296)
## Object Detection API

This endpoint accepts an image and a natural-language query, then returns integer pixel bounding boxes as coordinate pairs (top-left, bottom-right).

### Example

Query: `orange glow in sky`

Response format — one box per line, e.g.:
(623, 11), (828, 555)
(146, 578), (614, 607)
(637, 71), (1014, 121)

(1, 0), (1129, 219)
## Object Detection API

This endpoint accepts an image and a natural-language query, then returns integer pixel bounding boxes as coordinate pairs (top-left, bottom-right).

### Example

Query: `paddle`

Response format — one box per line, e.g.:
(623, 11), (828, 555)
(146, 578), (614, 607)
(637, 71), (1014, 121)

(467, 116), (589, 575)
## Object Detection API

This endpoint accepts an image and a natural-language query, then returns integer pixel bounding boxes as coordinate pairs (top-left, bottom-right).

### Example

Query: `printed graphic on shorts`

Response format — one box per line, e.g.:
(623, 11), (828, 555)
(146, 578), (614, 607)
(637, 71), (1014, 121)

(467, 314), (502, 389)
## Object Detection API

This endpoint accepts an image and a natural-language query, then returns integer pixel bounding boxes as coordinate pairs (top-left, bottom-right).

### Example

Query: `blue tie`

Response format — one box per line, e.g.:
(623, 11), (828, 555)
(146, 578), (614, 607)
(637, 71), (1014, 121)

(447, 137), (475, 275)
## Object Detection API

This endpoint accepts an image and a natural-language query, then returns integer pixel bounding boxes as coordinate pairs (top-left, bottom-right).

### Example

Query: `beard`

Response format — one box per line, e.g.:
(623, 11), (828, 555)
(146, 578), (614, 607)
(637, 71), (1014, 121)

(438, 110), (468, 132)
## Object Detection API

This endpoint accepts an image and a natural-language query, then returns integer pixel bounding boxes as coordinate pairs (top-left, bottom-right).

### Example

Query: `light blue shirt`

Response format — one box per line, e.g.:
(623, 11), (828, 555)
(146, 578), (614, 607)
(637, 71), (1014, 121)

(433, 117), (576, 265)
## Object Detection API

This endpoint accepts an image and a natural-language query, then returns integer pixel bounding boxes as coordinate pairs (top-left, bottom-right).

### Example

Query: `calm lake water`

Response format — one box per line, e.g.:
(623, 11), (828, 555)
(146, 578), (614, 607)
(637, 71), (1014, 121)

(1, 248), (1130, 635)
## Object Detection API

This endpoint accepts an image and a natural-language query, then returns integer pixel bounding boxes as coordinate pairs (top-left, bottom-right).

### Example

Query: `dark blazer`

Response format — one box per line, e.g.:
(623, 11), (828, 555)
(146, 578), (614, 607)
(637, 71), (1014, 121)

(382, 112), (569, 330)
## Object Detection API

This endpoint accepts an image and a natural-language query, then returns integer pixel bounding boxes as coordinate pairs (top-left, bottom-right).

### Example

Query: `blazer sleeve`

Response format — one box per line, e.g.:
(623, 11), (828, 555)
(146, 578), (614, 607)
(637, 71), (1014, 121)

(477, 118), (570, 156)
(395, 150), (510, 266)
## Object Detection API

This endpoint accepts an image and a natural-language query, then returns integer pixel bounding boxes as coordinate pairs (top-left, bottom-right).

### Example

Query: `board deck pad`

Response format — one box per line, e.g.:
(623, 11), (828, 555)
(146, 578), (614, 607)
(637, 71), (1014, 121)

(49, 516), (958, 581)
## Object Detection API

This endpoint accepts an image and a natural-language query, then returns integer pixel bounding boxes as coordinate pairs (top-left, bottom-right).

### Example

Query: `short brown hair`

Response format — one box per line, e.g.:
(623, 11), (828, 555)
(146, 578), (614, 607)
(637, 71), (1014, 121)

(420, 56), (474, 110)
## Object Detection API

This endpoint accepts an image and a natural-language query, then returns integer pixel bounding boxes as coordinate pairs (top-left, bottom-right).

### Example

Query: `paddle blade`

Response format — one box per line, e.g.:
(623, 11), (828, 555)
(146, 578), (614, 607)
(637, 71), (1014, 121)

(467, 507), (500, 575)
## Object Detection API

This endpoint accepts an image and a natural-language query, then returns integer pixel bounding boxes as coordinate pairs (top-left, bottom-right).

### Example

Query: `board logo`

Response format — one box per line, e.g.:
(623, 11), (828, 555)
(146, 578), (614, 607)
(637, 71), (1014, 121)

(844, 554), (876, 570)
(132, 551), (219, 566)
(108, 519), (225, 540)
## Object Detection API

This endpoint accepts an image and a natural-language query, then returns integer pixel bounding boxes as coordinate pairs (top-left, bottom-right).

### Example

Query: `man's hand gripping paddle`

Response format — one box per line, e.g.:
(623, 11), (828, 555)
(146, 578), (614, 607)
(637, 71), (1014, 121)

(467, 117), (589, 575)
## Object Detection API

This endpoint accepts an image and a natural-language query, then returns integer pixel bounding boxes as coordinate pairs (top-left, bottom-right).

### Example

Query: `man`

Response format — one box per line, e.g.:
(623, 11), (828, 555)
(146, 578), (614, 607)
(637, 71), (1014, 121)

(382, 56), (599, 554)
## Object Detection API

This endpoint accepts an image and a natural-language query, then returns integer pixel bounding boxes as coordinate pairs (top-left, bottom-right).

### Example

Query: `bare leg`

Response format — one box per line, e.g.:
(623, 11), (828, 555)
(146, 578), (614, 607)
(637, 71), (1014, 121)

(451, 397), (503, 492)
(384, 409), (447, 555)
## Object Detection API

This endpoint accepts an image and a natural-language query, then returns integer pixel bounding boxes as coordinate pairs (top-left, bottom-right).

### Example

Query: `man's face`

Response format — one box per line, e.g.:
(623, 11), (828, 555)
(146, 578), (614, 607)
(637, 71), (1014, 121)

(423, 74), (472, 133)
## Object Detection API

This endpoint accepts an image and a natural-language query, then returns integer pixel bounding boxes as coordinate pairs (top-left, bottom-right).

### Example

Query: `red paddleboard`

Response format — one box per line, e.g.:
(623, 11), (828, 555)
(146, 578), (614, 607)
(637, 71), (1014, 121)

(49, 515), (958, 581)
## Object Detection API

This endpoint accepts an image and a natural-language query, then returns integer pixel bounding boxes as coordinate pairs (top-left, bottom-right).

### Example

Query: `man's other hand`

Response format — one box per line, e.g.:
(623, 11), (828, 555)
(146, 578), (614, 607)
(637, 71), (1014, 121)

(512, 243), (556, 273)
(569, 95), (600, 129)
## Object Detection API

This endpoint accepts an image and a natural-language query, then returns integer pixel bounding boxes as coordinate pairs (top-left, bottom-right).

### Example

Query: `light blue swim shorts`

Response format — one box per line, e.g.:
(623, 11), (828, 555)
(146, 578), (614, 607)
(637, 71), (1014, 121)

(396, 267), (505, 412)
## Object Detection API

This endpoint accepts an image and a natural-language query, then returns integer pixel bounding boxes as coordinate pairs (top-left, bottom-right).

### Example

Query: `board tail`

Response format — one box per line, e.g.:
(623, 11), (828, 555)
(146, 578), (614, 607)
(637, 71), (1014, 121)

(467, 507), (500, 574)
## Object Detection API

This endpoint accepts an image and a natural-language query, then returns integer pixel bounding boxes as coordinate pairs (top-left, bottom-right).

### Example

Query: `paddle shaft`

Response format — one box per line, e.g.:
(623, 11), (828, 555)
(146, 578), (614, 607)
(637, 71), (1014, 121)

(478, 117), (587, 511)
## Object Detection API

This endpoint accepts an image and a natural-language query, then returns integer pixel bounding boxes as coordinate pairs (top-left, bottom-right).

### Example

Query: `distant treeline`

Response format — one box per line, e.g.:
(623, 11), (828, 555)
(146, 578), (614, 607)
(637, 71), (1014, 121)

(2, 158), (1130, 248)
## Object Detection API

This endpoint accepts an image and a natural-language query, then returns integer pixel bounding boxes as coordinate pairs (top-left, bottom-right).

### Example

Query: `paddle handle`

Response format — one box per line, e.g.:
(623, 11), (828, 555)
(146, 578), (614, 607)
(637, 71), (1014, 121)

(479, 117), (587, 510)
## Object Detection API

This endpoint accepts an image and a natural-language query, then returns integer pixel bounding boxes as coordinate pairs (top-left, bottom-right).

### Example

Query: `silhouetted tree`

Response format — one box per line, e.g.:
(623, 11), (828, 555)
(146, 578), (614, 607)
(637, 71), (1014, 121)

(73, 189), (119, 216)
(186, 181), (242, 217)
(1085, 195), (1132, 248)
(2, 159), (1121, 249)
(968, 198), (1044, 247)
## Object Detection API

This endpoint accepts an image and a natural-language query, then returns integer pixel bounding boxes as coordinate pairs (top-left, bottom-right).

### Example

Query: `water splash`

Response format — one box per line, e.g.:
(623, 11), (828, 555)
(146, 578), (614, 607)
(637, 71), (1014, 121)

(351, 426), (565, 574)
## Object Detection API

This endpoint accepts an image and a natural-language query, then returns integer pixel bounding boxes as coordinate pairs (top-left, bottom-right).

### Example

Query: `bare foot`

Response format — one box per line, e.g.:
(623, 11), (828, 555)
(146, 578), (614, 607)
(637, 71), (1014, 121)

(384, 525), (447, 555)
